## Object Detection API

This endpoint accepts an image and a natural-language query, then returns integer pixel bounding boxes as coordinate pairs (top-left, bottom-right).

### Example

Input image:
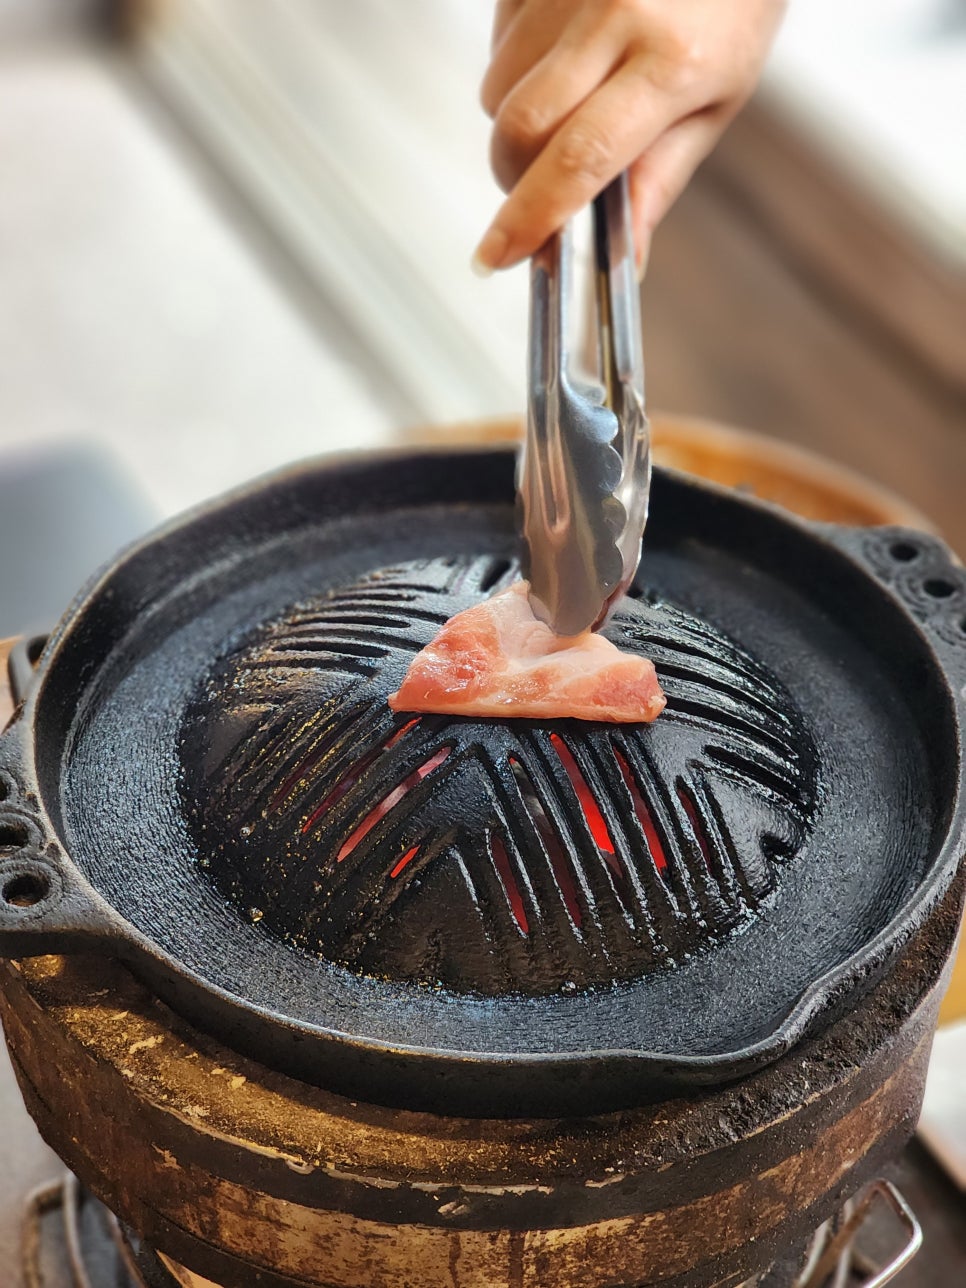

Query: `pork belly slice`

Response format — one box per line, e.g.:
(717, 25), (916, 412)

(388, 581), (665, 723)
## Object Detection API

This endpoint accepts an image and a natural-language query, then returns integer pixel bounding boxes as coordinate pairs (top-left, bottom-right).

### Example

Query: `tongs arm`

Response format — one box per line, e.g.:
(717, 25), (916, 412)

(518, 172), (650, 636)
(593, 176), (650, 600)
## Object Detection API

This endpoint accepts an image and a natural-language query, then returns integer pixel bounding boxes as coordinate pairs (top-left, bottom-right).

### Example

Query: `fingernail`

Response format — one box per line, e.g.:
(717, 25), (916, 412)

(471, 225), (510, 276)
(470, 251), (495, 278)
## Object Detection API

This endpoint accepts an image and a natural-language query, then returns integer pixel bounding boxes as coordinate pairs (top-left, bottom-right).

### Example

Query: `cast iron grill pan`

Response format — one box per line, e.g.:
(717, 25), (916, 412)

(0, 449), (963, 1117)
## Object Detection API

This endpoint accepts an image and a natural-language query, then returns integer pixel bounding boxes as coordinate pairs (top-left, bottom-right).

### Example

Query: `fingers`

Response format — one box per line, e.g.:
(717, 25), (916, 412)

(476, 0), (783, 274)
(489, 0), (525, 53)
(482, 0), (634, 117)
(474, 60), (678, 272)
(481, 2), (559, 118)
(628, 107), (729, 275)
(489, 40), (624, 193)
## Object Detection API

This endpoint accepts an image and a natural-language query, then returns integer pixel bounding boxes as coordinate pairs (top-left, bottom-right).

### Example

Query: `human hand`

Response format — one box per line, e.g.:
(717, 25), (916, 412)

(474, 0), (786, 276)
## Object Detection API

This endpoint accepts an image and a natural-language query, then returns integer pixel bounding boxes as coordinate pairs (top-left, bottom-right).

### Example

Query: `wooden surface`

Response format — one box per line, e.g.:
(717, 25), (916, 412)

(701, 97), (966, 397)
(1, 34), (965, 1277)
(642, 100), (966, 555)
(408, 95), (966, 551)
(117, 5), (966, 547)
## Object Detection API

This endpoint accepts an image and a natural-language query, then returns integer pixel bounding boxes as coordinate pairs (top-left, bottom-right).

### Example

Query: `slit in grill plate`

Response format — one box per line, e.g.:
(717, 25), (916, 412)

(613, 745), (670, 879)
(488, 831), (529, 935)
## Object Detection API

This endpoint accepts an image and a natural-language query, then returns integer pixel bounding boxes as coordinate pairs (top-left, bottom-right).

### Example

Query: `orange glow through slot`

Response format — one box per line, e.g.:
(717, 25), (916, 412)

(390, 845), (420, 879)
(549, 733), (616, 856)
(489, 833), (529, 934)
(336, 747), (451, 861)
(271, 726), (349, 812)
(300, 749), (381, 834)
(299, 720), (422, 835)
(614, 748), (668, 874)
(510, 755), (582, 928)
(383, 718), (421, 749)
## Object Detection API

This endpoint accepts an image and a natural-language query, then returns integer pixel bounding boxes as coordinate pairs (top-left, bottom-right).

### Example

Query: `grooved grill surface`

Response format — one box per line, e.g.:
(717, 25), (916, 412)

(182, 557), (816, 995)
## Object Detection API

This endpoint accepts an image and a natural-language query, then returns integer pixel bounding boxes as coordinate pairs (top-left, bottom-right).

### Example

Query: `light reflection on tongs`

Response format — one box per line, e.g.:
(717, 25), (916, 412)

(518, 171), (650, 637)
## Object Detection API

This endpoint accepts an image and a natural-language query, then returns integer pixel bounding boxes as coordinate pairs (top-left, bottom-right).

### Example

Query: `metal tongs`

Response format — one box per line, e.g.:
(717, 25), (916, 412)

(518, 171), (650, 637)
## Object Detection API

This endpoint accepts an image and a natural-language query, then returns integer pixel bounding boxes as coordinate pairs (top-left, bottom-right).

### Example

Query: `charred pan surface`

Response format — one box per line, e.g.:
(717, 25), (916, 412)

(181, 556), (816, 995)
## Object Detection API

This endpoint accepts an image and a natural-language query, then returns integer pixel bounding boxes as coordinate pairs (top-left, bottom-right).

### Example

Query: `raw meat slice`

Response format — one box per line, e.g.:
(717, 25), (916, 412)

(388, 581), (665, 723)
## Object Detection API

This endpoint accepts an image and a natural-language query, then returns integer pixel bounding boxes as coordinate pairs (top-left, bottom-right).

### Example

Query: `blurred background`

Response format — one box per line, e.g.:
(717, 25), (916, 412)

(0, 0), (963, 537)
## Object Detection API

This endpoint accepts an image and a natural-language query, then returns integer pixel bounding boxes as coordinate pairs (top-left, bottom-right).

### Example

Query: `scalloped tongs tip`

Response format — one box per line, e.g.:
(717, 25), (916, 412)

(517, 171), (650, 637)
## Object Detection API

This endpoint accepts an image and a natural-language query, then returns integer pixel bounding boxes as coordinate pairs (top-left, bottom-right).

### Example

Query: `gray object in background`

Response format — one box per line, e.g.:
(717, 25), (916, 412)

(0, 442), (156, 637)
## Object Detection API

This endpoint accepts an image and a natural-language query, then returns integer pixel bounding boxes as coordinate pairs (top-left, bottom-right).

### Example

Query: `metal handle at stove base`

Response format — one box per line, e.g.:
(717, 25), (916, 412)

(798, 1180), (923, 1288)
(23, 1171), (148, 1288)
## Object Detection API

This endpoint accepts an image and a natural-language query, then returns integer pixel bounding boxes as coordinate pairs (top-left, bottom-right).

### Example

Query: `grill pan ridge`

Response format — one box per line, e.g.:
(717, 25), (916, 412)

(181, 555), (817, 997)
(0, 447), (962, 1117)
